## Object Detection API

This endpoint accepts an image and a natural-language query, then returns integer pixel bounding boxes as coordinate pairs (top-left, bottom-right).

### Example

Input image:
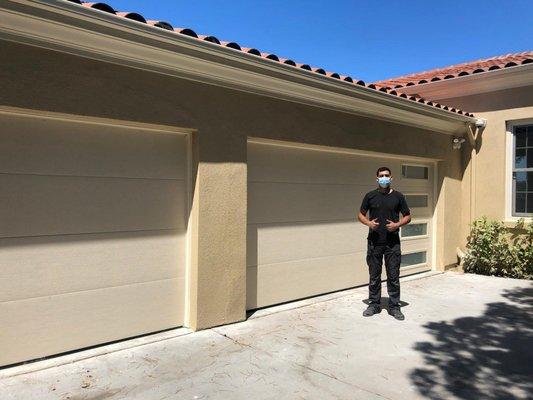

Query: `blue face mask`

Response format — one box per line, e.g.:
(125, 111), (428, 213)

(377, 176), (391, 187)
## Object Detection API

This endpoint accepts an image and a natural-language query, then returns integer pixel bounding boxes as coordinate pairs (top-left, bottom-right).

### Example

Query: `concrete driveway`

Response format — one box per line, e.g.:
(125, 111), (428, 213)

(1, 272), (532, 400)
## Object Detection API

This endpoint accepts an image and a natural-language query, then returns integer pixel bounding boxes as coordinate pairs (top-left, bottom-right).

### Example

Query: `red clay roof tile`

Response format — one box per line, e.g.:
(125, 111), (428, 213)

(67, 0), (476, 117)
(82, 2), (115, 14)
(116, 12), (146, 23)
(375, 51), (533, 88)
(147, 20), (173, 31)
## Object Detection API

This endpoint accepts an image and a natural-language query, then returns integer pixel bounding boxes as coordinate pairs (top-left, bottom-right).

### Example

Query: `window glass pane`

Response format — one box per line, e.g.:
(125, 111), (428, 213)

(405, 194), (428, 208)
(401, 223), (427, 237)
(515, 148), (526, 169)
(515, 126), (527, 147)
(515, 171), (527, 191)
(512, 125), (532, 216)
(401, 251), (427, 267)
(402, 165), (428, 179)
(515, 192), (526, 213)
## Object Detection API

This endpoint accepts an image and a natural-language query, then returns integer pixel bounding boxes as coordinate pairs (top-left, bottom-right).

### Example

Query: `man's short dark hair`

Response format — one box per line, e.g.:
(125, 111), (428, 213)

(376, 166), (392, 176)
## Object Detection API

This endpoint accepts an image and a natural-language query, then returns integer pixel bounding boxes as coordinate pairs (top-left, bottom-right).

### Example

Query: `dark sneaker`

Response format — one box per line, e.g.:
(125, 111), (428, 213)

(389, 307), (405, 320)
(363, 304), (381, 317)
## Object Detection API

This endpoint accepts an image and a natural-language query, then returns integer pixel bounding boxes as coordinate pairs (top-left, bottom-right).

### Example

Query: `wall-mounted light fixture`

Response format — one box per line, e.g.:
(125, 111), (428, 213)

(452, 136), (466, 150)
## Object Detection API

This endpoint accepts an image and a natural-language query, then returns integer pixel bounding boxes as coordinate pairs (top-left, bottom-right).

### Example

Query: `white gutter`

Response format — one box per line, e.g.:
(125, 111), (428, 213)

(0, 0), (476, 135)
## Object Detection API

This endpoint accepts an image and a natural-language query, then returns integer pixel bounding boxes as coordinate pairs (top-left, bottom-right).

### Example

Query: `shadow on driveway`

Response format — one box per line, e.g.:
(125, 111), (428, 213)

(410, 286), (533, 399)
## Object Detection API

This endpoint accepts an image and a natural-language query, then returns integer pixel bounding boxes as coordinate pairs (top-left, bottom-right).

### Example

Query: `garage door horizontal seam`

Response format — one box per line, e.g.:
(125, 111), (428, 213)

(0, 171), (185, 181)
(0, 276), (184, 305)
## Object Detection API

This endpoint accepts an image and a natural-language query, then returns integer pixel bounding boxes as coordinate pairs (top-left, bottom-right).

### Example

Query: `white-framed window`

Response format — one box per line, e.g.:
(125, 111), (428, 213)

(506, 121), (533, 219)
(401, 163), (429, 180)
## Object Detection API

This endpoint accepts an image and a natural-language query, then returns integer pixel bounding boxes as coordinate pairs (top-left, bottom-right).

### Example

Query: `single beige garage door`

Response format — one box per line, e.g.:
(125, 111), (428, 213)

(0, 111), (189, 366)
(247, 140), (435, 310)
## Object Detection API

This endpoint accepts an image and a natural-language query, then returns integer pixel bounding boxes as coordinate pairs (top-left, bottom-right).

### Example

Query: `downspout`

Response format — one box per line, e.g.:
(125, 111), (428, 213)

(468, 124), (477, 231)
(457, 119), (487, 266)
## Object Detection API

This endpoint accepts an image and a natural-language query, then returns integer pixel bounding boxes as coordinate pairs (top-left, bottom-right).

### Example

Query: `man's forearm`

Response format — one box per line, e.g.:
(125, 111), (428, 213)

(358, 212), (371, 227)
(398, 215), (411, 227)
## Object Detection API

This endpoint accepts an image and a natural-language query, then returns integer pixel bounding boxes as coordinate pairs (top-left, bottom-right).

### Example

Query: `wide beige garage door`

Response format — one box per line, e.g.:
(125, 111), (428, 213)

(0, 112), (188, 366)
(247, 140), (434, 310)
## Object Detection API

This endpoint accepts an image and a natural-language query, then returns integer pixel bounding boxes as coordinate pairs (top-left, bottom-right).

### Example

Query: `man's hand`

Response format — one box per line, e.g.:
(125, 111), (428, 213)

(386, 219), (400, 232)
(368, 218), (380, 231)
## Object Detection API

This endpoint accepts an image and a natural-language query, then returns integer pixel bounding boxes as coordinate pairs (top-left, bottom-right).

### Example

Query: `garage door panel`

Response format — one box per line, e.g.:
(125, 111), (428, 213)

(247, 253), (368, 309)
(247, 221), (369, 267)
(396, 180), (434, 190)
(402, 210), (432, 219)
(0, 277), (184, 367)
(0, 174), (187, 238)
(249, 143), (435, 189)
(378, 264), (430, 280)
(399, 264), (430, 276)
(400, 237), (431, 249)
(0, 231), (185, 302)
(248, 182), (434, 224)
(1, 115), (188, 180)
(249, 143), (406, 185)
(249, 182), (370, 224)
(395, 185), (433, 194)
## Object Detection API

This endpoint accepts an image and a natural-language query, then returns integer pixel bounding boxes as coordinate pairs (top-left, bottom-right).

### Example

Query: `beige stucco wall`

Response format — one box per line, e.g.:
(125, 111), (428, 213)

(1, 40), (467, 330)
(439, 86), (533, 244)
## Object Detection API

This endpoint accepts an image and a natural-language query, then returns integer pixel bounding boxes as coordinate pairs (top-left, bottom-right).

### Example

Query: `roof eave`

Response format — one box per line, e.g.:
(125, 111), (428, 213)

(391, 64), (533, 100)
(0, 0), (475, 135)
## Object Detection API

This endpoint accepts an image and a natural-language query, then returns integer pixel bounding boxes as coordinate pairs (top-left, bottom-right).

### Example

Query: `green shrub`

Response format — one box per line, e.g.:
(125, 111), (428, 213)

(463, 217), (532, 280)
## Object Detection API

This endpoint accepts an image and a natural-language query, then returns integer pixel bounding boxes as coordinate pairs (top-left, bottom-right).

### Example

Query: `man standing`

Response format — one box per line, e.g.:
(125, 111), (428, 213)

(357, 167), (411, 320)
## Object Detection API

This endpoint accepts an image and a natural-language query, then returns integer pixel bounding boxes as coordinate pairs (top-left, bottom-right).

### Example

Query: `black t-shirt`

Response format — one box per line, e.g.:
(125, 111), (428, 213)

(359, 189), (411, 244)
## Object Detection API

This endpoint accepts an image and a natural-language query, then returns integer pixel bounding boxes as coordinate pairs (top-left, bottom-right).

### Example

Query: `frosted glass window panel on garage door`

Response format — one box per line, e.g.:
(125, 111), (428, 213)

(401, 223), (428, 238)
(401, 251), (427, 267)
(402, 164), (429, 179)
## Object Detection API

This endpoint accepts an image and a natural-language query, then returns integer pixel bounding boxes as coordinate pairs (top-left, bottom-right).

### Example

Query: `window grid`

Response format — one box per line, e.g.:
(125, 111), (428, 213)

(513, 124), (533, 216)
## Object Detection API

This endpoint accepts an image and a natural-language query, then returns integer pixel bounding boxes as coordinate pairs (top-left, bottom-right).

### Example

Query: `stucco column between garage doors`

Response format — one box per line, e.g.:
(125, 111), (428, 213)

(187, 128), (248, 330)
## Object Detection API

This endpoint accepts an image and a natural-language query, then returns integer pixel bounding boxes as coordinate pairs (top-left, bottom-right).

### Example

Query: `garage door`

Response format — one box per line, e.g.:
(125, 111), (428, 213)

(247, 140), (434, 310)
(0, 112), (188, 366)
